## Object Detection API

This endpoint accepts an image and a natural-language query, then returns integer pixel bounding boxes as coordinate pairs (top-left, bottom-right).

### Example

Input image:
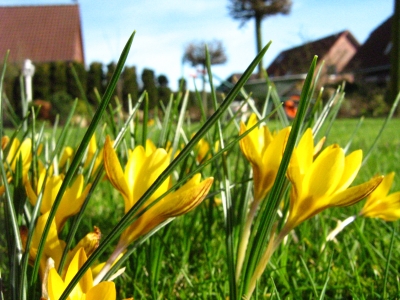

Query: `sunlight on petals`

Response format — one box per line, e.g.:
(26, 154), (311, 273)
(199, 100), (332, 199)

(283, 133), (383, 235)
(360, 172), (400, 221)
(240, 113), (291, 202)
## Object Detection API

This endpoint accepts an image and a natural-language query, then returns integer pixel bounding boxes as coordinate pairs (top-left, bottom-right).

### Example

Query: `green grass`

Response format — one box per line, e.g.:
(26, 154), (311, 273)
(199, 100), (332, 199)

(2, 39), (400, 298)
(67, 117), (399, 299)
(2, 117), (399, 298)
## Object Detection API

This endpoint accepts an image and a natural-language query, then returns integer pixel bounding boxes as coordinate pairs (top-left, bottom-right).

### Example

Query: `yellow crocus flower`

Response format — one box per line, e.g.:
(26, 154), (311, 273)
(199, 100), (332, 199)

(96, 136), (213, 283)
(239, 113), (291, 202)
(23, 211), (65, 279)
(360, 172), (400, 221)
(282, 128), (383, 234)
(83, 134), (103, 176)
(6, 137), (32, 174)
(246, 128), (383, 298)
(25, 170), (91, 230)
(22, 211), (101, 280)
(103, 136), (213, 246)
(0, 137), (32, 195)
(47, 248), (116, 300)
(59, 146), (74, 170)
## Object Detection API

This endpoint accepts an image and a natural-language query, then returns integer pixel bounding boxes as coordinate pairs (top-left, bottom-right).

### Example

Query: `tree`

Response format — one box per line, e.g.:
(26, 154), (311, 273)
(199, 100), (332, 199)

(122, 66), (139, 110)
(228, 0), (292, 78)
(66, 61), (87, 100)
(157, 74), (172, 106)
(106, 62), (121, 104)
(49, 61), (67, 95)
(87, 62), (104, 105)
(141, 68), (159, 109)
(183, 40), (227, 114)
(33, 62), (51, 100)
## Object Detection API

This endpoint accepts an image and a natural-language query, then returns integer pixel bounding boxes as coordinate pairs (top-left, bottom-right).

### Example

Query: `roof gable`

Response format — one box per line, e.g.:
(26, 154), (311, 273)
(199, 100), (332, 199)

(267, 31), (359, 76)
(344, 16), (392, 73)
(0, 4), (84, 64)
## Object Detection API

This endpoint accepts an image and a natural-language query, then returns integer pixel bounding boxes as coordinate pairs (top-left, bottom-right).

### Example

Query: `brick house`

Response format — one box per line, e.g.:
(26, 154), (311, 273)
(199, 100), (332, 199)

(267, 30), (360, 87)
(343, 17), (392, 86)
(0, 4), (85, 64)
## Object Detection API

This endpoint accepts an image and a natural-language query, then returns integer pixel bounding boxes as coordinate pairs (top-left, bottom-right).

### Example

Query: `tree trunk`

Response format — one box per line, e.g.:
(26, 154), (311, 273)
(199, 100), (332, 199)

(390, 0), (400, 103)
(255, 15), (264, 79)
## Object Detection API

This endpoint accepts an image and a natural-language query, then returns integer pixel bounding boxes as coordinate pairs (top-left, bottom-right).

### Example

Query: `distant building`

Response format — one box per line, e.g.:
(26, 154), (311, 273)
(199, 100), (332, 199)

(0, 4), (85, 64)
(219, 31), (360, 101)
(343, 17), (392, 86)
(267, 30), (360, 87)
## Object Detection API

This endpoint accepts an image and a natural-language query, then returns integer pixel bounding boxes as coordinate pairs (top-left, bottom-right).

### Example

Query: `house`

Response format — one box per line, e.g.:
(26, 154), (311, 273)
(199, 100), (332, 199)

(0, 4), (85, 65)
(267, 30), (360, 87)
(343, 17), (392, 85)
(218, 31), (359, 102)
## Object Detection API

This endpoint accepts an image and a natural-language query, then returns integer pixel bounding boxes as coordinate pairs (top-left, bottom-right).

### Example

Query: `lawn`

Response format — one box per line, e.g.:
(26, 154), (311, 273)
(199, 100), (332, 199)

(1, 40), (400, 299)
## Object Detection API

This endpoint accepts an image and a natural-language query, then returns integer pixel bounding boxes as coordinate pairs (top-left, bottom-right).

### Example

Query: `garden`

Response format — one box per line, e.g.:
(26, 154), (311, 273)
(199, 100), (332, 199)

(1, 32), (400, 299)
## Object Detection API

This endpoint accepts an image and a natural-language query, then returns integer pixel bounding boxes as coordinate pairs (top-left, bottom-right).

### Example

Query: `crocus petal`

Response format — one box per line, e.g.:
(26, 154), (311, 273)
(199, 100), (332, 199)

(41, 175), (63, 213)
(86, 281), (116, 300)
(239, 121), (261, 166)
(103, 136), (131, 206)
(132, 148), (171, 207)
(59, 146), (74, 169)
(296, 128), (314, 173)
(335, 150), (362, 193)
(329, 176), (383, 207)
(303, 146), (344, 197)
(369, 172), (395, 200)
(56, 175), (91, 229)
(65, 248), (93, 298)
(119, 176), (213, 247)
(48, 268), (66, 300)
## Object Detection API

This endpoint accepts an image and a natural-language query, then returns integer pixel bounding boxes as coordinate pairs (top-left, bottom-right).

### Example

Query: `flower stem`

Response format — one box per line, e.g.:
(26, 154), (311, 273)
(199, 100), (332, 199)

(236, 198), (260, 281)
(245, 227), (286, 298)
(93, 244), (125, 285)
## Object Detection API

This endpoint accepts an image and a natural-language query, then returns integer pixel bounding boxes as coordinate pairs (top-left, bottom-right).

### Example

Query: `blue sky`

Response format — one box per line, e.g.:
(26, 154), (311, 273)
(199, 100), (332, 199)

(0, 0), (394, 90)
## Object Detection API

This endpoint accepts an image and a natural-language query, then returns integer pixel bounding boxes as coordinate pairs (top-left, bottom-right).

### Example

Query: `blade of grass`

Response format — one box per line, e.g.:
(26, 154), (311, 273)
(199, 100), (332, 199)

(383, 225), (395, 298)
(299, 255), (318, 298)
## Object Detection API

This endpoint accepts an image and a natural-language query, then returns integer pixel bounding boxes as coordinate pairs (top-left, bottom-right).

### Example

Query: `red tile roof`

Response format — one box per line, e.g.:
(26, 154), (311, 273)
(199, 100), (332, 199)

(267, 31), (359, 76)
(0, 4), (84, 64)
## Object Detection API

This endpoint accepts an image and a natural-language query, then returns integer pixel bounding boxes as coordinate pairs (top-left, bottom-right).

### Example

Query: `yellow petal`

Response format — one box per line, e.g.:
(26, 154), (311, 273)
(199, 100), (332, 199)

(57, 175), (91, 229)
(86, 281), (116, 300)
(48, 268), (66, 300)
(65, 248), (93, 298)
(119, 176), (213, 246)
(124, 146), (146, 208)
(41, 175), (63, 214)
(132, 148), (170, 207)
(335, 150), (362, 193)
(369, 172), (395, 199)
(103, 136), (131, 206)
(303, 146), (344, 197)
(59, 146), (74, 169)
(329, 176), (383, 207)
(295, 128), (314, 173)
